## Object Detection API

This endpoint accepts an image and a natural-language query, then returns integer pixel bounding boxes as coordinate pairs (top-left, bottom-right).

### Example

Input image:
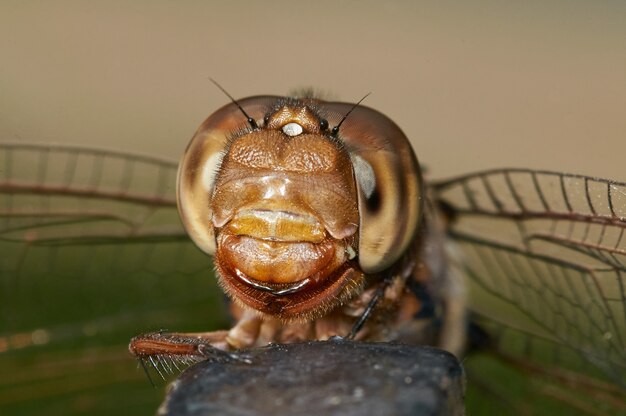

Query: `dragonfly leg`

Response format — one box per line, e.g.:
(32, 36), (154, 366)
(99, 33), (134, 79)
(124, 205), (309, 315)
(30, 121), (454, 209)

(129, 310), (265, 375)
(129, 330), (253, 384)
(345, 282), (387, 340)
(129, 330), (233, 360)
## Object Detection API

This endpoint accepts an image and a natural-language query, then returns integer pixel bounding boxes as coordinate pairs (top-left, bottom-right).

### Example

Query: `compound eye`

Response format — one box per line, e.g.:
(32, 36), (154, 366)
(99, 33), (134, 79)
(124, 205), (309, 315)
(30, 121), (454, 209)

(324, 103), (422, 274)
(282, 122), (303, 137)
(177, 96), (278, 257)
(319, 119), (329, 131)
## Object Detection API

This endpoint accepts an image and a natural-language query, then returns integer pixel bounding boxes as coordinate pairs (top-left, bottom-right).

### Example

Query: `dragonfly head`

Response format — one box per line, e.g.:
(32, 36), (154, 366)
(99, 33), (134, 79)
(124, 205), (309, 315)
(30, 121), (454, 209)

(177, 94), (423, 320)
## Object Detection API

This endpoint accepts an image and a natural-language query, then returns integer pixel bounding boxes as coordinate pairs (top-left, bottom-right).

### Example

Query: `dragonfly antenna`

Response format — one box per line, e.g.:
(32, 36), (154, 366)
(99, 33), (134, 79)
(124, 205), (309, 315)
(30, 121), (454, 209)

(331, 92), (371, 137)
(209, 78), (258, 129)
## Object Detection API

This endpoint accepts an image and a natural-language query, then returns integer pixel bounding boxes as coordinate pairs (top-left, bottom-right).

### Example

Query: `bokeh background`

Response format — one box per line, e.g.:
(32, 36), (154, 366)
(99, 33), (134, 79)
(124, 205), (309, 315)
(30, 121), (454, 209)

(1, 1), (625, 415)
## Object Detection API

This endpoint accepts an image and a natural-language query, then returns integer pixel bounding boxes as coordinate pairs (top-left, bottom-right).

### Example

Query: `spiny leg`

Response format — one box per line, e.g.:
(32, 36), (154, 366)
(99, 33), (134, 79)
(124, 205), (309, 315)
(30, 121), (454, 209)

(129, 330), (250, 382)
(346, 276), (394, 340)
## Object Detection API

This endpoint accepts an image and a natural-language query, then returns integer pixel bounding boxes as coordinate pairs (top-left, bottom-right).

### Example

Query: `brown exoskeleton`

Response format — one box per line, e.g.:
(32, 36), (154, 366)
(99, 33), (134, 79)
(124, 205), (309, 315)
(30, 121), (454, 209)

(129, 87), (466, 372)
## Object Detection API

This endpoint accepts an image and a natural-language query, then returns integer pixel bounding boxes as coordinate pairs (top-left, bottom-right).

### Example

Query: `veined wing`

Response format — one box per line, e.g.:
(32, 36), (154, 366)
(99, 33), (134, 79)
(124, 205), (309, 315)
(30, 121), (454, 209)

(0, 142), (227, 416)
(433, 168), (626, 414)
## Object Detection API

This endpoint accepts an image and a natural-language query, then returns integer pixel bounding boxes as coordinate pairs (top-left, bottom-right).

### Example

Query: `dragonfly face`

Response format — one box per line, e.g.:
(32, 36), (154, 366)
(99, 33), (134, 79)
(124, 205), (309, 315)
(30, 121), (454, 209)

(176, 95), (423, 322)
(180, 98), (363, 319)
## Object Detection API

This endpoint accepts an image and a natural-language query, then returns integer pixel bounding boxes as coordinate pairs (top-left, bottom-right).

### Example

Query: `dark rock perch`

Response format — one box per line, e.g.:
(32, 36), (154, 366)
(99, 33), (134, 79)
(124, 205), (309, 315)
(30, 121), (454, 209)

(158, 339), (465, 416)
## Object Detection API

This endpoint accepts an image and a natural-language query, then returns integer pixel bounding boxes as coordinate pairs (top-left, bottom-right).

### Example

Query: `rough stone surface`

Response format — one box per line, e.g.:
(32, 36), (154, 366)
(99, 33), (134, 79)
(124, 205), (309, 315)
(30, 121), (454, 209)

(159, 339), (465, 416)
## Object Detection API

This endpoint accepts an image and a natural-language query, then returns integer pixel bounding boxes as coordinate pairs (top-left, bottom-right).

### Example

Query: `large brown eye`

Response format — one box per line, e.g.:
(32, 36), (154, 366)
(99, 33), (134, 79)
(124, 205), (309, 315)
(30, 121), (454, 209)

(176, 96), (279, 256)
(323, 103), (423, 273)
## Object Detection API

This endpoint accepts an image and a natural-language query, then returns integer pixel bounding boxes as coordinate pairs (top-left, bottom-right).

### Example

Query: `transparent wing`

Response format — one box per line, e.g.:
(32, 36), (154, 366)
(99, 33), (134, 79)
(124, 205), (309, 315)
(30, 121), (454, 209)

(0, 143), (227, 415)
(433, 168), (626, 413)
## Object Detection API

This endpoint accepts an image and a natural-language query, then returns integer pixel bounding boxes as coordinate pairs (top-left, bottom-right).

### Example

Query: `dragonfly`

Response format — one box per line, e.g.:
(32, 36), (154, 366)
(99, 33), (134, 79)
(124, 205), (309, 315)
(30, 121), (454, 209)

(1, 92), (625, 415)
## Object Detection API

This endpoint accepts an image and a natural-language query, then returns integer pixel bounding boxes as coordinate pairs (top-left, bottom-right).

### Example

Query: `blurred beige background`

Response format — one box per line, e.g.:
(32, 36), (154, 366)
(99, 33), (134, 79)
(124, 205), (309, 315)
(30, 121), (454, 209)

(1, 1), (625, 180)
